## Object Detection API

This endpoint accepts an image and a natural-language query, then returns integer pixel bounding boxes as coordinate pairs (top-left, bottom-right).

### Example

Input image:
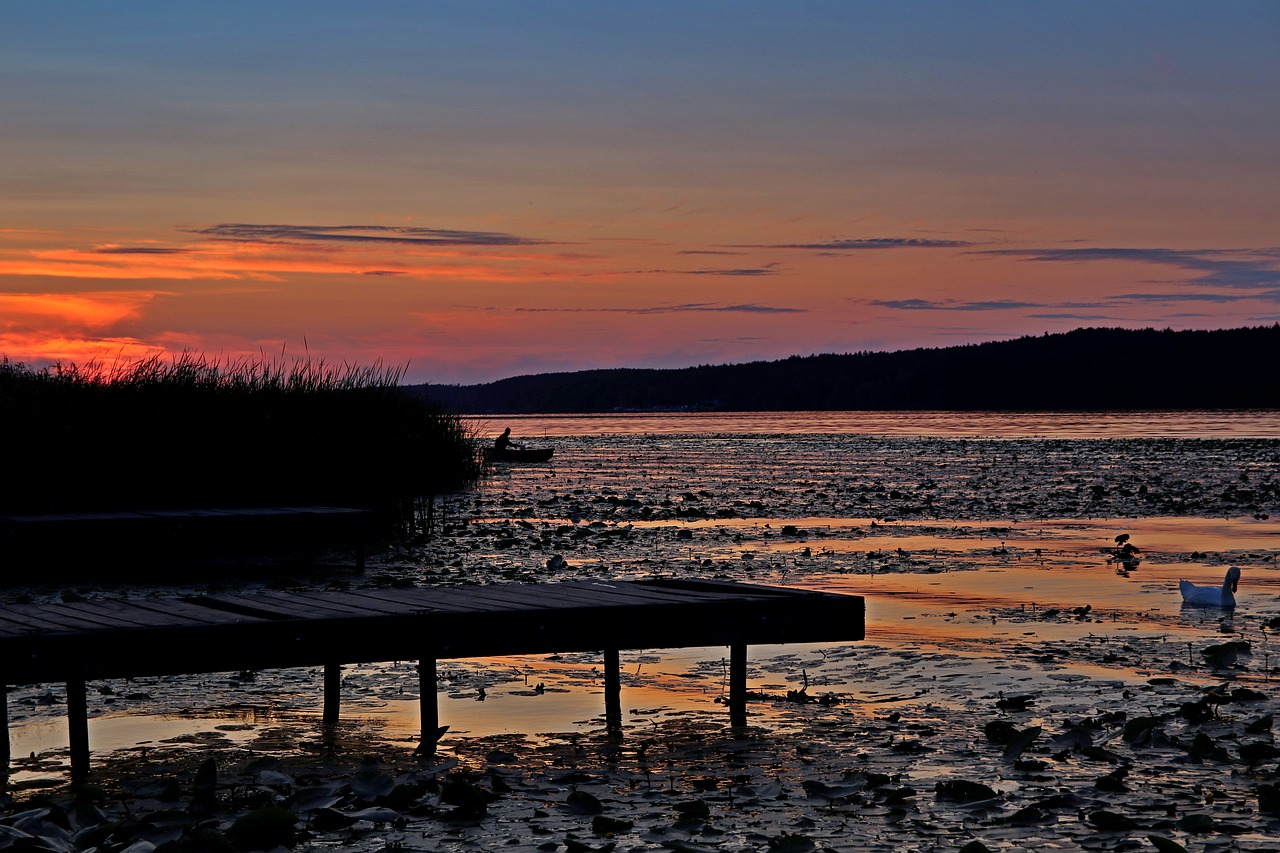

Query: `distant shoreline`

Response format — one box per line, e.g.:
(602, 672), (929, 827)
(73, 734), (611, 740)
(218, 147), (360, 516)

(412, 326), (1280, 414)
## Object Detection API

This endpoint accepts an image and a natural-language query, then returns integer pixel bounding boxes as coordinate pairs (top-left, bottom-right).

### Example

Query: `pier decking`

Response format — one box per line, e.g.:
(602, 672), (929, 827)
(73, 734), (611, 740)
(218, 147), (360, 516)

(0, 579), (865, 781)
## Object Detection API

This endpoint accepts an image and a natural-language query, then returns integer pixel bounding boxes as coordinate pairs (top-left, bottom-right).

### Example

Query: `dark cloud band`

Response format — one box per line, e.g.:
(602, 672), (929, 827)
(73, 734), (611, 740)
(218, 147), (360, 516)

(871, 299), (1044, 311)
(189, 223), (549, 247)
(977, 246), (1280, 290)
(737, 238), (973, 251)
(515, 303), (802, 315)
(91, 247), (190, 255)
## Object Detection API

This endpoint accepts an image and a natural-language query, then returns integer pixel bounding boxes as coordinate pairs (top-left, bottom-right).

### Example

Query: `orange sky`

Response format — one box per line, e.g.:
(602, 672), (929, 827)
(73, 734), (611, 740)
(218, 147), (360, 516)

(2, 4), (1277, 384)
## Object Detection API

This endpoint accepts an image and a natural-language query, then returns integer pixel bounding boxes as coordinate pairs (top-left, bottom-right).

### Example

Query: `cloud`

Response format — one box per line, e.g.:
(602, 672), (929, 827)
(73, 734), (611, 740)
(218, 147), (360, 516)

(738, 237), (974, 251)
(190, 223), (550, 247)
(1110, 291), (1254, 304)
(870, 299), (1044, 311)
(90, 246), (191, 255)
(515, 302), (803, 315)
(620, 266), (780, 277)
(872, 286), (1280, 317)
(2, 224), (560, 285)
(1026, 313), (1124, 321)
(978, 246), (1280, 290)
(684, 268), (779, 276)
(0, 332), (159, 366)
(0, 291), (161, 330)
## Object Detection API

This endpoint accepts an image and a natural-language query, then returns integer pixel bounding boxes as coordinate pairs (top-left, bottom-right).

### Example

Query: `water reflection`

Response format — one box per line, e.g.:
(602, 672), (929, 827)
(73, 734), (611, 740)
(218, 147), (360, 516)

(472, 409), (1280, 439)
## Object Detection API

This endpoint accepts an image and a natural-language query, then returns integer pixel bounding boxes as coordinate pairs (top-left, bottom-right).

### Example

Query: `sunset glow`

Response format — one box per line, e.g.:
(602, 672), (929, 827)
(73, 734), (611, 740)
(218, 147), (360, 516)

(3, 3), (1277, 384)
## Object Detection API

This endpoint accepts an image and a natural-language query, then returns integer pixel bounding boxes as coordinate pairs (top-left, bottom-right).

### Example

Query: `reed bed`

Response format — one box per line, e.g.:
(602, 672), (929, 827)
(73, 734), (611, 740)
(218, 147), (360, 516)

(0, 353), (483, 523)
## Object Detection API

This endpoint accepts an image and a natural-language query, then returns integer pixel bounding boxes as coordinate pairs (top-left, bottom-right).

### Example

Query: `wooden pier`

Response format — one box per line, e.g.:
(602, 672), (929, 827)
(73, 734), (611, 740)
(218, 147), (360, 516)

(0, 579), (865, 781)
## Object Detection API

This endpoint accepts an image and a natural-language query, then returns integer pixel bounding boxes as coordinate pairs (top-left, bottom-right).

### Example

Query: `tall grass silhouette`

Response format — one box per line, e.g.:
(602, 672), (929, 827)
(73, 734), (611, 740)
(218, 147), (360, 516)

(0, 353), (482, 523)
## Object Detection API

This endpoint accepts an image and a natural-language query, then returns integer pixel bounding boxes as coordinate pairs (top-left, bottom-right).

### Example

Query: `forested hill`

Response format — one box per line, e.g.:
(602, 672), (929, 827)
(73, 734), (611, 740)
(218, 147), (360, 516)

(409, 326), (1280, 414)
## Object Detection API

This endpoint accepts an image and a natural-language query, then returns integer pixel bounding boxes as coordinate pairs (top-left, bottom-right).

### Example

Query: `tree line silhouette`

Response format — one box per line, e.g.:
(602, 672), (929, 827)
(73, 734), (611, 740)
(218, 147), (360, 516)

(412, 326), (1280, 413)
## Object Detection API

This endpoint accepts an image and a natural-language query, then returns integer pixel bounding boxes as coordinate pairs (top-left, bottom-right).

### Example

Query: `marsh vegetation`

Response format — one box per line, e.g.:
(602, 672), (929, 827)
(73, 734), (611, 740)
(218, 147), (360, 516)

(0, 353), (481, 523)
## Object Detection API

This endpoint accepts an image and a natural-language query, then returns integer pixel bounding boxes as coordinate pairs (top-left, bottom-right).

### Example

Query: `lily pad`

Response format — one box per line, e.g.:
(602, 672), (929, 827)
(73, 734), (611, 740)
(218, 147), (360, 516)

(935, 780), (997, 803)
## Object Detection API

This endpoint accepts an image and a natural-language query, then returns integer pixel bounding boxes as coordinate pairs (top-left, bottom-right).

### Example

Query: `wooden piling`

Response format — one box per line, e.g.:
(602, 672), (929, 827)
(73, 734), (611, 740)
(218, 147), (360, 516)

(66, 677), (89, 783)
(729, 643), (747, 727)
(419, 656), (438, 746)
(604, 648), (622, 735)
(0, 679), (9, 770)
(323, 663), (341, 724)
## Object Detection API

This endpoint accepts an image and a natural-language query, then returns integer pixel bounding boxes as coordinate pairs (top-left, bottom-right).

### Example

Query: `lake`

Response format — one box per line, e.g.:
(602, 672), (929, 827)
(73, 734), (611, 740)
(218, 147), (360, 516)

(468, 408), (1280, 438)
(5, 409), (1279, 842)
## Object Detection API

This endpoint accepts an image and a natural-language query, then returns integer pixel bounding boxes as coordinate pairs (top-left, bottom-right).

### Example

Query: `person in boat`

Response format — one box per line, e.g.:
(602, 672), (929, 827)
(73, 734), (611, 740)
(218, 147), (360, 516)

(493, 427), (523, 452)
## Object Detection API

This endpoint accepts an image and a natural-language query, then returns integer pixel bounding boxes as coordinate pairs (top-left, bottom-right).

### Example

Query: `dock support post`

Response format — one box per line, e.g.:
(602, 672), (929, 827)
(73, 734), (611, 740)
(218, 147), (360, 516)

(419, 656), (439, 753)
(1, 680), (9, 774)
(729, 643), (747, 728)
(604, 649), (621, 736)
(323, 663), (341, 725)
(67, 677), (90, 783)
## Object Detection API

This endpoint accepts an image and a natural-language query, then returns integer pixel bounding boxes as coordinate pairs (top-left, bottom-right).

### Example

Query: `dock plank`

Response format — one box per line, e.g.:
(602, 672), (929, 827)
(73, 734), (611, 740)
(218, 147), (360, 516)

(365, 586), (575, 613)
(423, 583), (685, 611)
(555, 580), (736, 605)
(0, 612), (77, 636)
(284, 582), (761, 619)
(199, 592), (371, 620)
(277, 589), (437, 616)
(55, 599), (260, 630)
(125, 598), (272, 625)
(319, 588), (497, 614)
(0, 606), (123, 634)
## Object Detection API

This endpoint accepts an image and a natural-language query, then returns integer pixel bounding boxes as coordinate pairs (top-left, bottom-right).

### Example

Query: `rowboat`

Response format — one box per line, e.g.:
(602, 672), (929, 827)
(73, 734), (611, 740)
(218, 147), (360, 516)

(486, 447), (555, 463)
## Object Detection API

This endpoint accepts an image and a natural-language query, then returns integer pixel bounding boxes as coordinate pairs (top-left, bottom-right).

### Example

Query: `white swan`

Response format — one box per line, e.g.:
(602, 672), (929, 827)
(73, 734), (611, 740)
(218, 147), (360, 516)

(1180, 566), (1241, 608)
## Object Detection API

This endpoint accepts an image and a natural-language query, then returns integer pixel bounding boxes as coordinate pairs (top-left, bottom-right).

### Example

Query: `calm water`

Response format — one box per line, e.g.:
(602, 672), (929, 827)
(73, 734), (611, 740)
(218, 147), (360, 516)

(469, 409), (1280, 438)
(7, 409), (1280, 784)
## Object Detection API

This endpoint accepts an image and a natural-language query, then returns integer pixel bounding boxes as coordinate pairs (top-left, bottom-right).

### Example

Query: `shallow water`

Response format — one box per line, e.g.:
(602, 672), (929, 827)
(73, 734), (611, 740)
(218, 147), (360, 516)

(471, 408), (1280, 438)
(5, 411), (1280, 824)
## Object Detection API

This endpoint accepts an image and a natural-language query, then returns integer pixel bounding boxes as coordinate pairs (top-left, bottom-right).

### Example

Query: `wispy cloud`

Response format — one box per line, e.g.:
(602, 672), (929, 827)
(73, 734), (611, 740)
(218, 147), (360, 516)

(618, 266), (780, 277)
(90, 246), (191, 255)
(683, 268), (779, 276)
(1, 223), (562, 284)
(189, 223), (550, 247)
(874, 287), (1280, 316)
(1110, 291), (1255, 304)
(738, 237), (974, 251)
(978, 246), (1280, 290)
(870, 299), (1044, 311)
(515, 303), (803, 315)
(1026, 313), (1124, 321)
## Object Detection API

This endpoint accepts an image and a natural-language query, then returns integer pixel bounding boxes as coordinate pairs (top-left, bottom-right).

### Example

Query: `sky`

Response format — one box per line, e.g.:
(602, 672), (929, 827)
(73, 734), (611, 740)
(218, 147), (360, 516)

(2, 2), (1278, 385)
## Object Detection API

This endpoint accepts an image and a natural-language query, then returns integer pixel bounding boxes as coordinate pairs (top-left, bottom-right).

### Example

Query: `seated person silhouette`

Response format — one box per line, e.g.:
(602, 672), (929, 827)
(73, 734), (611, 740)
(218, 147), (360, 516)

(494, 428), (523, 451)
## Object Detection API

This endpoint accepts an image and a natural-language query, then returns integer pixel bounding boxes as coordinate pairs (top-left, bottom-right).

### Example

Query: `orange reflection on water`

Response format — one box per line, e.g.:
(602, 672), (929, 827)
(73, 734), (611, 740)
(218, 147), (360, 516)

(472, 410), (1280, 439)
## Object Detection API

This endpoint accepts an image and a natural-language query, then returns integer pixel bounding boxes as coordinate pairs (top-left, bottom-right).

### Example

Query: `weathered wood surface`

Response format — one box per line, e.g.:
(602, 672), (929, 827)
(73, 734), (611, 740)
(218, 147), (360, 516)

(0, 579), (865, 780)
(0, 579), (864, 683)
